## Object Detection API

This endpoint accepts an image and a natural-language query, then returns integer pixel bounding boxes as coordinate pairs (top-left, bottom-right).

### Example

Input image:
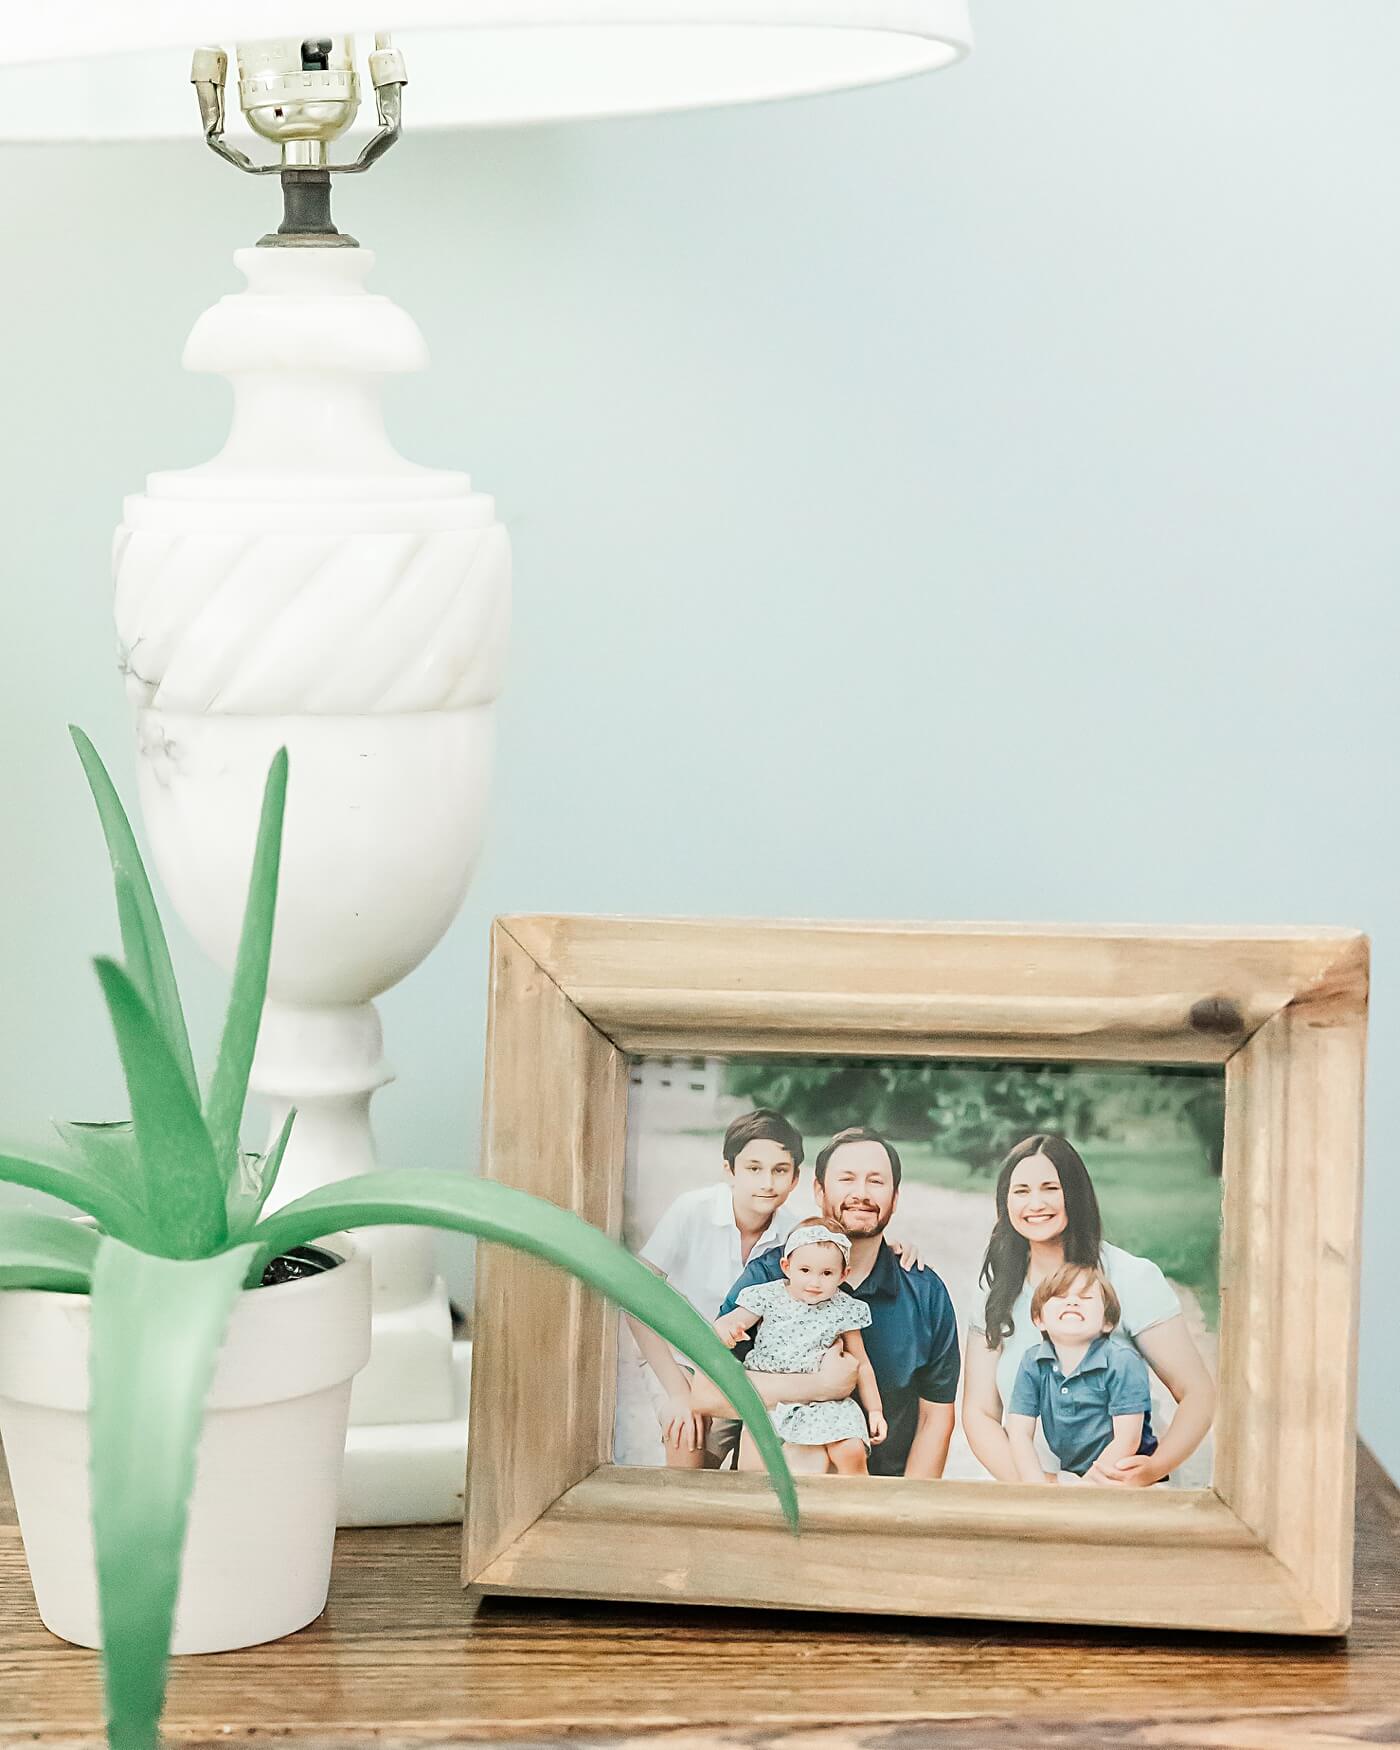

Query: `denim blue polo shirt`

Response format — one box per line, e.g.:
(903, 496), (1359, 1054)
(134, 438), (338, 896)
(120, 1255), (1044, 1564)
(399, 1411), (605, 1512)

(1008, 1333), (1157, 1476)
(719, 1240), (960, 1477)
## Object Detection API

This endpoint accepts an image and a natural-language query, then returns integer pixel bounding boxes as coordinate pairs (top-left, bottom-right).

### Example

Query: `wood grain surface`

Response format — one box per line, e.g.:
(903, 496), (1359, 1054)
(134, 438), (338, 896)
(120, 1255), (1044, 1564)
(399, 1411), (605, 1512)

(469, 1464), (1320, 1634)
(465, 923), (629, 1582)
(497, 915), (1366, 1063)
(1, 1443), (1397, 1748)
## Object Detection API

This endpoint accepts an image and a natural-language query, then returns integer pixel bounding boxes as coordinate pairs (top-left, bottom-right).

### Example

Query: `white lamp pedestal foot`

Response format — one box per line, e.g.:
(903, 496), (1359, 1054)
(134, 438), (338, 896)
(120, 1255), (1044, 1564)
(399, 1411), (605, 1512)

(114, 247), (510, 1525)
(339, 1340), (474, 1527)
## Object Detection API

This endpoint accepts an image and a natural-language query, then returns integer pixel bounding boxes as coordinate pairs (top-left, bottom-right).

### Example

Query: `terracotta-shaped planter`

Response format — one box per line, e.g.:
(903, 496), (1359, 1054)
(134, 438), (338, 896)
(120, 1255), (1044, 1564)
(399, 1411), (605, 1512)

(0, 1233), (370, 1653)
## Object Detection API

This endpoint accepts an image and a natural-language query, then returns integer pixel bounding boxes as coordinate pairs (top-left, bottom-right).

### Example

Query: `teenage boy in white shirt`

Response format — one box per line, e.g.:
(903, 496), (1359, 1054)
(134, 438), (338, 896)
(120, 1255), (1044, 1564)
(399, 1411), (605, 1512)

(629, 1109), (807, 1468)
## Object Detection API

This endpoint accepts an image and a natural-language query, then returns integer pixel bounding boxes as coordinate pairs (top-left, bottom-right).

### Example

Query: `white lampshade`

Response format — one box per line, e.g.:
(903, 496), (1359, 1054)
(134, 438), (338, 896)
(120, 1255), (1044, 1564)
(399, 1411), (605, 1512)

(0, 3), (971, 143)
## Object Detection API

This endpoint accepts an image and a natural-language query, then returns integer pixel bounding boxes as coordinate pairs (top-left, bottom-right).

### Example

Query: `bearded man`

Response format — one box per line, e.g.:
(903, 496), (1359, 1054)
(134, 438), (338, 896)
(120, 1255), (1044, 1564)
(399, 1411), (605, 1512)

(700, 1126), (960, 1478)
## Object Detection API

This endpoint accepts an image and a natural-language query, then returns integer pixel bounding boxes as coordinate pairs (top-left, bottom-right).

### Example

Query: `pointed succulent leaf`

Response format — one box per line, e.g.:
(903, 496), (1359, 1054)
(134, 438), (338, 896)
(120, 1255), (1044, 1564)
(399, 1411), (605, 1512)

(205, 749), (288, 1190)
(252, 1107), (294, 1216)
(224, 1109), (296, 1243)
(251, 1170), (799, 1531)
(223, 1152), (262, 1244)
(0, 1209), (99, 1292)
(53, 1120), (146, 1217)
(70, 726), (198, 1104)
(95, 959), (227, 1259)
(0, 1148), (143, 1244)
(88, 1236), (257, 1750)
(113, 873), (157, 1023)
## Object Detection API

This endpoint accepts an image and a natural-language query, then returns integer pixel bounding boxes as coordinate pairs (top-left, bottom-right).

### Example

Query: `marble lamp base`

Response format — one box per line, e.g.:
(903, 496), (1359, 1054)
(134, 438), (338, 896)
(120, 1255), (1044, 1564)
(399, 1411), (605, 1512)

(113, 245), (509, 1527)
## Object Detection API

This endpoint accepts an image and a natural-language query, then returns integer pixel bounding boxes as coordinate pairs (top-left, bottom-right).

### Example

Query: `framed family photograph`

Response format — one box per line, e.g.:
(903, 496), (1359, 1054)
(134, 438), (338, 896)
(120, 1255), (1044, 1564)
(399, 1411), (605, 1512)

(463, 915), (1367, 1636)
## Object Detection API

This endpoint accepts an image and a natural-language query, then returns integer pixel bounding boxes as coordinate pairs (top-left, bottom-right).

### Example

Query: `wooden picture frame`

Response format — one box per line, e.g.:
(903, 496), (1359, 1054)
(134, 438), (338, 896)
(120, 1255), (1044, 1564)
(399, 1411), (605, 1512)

(462, 915), (1367, 1635)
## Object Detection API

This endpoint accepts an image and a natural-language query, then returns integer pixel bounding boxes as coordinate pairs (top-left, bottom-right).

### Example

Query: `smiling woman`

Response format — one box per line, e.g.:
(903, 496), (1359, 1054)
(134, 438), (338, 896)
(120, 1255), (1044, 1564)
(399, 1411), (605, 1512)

(961, 1132), (1217, 1490)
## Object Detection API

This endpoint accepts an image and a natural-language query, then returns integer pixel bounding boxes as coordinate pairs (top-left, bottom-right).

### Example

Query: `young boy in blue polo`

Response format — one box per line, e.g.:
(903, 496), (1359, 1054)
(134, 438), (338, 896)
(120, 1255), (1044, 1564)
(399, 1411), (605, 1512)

(1006, 1263), (1157, 1486)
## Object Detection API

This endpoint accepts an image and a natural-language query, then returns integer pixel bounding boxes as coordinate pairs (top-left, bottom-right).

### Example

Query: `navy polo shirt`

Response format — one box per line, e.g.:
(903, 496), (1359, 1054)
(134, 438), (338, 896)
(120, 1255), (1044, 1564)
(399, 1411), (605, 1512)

(719, 1241), (960, 1478)
(1008, 1334), (1157, 1476)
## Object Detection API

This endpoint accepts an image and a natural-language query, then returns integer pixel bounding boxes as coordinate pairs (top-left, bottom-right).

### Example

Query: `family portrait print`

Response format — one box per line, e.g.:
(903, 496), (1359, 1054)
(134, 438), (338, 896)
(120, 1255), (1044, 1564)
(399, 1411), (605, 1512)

(614, 1054), (1223, 1489)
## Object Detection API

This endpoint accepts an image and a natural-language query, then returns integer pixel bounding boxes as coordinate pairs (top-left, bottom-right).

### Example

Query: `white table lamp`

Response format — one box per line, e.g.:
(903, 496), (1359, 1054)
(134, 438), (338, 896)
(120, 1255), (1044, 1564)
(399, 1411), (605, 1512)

(1, 3), (972, 1526)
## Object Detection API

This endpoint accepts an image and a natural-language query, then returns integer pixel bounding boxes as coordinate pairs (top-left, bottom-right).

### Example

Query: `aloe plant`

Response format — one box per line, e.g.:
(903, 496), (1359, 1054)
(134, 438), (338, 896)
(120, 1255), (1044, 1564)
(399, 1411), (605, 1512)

(0, 731), (797, 1750)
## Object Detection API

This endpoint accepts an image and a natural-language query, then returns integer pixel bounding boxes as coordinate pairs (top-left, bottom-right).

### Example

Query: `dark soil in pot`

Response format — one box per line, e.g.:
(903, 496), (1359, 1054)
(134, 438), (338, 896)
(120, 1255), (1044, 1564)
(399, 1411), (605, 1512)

(259, 1243), (341, 1288)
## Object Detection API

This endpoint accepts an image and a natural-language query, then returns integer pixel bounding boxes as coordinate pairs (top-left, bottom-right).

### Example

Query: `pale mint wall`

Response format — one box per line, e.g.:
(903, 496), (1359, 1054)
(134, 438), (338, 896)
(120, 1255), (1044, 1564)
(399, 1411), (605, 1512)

(2, 4), (1397, 1473)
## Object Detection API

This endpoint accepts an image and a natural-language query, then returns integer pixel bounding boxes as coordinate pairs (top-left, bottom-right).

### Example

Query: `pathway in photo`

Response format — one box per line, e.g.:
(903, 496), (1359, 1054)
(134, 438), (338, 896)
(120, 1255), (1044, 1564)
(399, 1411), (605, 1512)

(615, 1127), (1217, 1488)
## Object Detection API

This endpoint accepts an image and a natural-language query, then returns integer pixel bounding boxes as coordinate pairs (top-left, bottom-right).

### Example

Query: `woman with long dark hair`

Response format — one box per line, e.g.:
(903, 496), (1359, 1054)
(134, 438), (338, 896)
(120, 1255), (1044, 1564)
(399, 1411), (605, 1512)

(962, 1133), (1215, 1486)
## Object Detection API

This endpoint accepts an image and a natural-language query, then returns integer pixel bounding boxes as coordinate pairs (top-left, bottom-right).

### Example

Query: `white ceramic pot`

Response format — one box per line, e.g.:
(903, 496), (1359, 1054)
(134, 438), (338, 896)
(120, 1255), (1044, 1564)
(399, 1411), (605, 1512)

(0, 1234), (370, 1654)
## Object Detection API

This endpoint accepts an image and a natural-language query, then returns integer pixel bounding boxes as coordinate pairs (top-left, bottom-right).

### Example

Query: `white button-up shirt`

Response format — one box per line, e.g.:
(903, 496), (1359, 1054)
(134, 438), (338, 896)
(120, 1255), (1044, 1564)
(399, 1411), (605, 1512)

(640, 1180), (801, 1328)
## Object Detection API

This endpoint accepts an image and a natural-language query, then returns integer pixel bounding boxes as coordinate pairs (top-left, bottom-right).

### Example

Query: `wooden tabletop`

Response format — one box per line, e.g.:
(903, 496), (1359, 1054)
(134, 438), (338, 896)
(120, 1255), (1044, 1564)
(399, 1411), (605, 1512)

(2, 1447), (1398, 1749)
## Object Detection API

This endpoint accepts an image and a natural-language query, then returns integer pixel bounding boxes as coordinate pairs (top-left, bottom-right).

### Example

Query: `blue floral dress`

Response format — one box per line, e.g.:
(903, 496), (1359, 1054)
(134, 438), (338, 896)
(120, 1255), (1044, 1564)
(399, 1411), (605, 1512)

(736, 1281), (873, 1447)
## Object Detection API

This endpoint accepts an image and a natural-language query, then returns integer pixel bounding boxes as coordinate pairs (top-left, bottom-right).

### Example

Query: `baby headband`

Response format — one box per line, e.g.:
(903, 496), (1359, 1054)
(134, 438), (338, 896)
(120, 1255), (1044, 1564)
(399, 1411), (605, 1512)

(784, 1223), (852, 1259)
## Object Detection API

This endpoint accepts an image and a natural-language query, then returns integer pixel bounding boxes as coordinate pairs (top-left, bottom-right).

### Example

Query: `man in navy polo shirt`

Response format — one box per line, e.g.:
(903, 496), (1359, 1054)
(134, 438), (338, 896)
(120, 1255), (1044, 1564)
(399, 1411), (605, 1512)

(694, 1126), (960, 1478)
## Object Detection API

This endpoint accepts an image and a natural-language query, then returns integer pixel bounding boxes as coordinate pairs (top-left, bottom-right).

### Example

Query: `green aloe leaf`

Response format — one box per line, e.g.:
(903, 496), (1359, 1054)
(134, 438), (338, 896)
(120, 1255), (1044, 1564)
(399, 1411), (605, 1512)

(113, 874), (158, 1032)
(0, 1148), (143, 1245)
(70, 727), (198, 1105)
(94, 960), (227, 1259)
(88, 1237), (257, 1750)
(224, 1109), (296, 1243)
(0, 1209), (99, 1291)
(53, 1121), (146, 1218)
(252, 1170), (799, 1531)
(205, 749), (288, 1190)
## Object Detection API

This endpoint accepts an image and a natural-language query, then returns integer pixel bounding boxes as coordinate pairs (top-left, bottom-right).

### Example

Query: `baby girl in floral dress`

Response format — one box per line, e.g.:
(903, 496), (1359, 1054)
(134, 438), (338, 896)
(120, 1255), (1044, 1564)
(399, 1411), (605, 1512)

(714, 1218), (886, 1475)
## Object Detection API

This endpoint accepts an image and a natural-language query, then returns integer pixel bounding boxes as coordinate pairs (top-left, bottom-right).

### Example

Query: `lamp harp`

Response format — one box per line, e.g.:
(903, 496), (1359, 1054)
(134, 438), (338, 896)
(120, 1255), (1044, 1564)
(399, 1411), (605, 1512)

(191, 34), (409, 246)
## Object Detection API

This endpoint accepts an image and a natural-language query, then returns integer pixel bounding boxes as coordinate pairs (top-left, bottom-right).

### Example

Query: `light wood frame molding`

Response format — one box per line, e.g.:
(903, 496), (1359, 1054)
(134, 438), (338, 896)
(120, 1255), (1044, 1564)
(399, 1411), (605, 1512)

(463, 915), (1368, 1636)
